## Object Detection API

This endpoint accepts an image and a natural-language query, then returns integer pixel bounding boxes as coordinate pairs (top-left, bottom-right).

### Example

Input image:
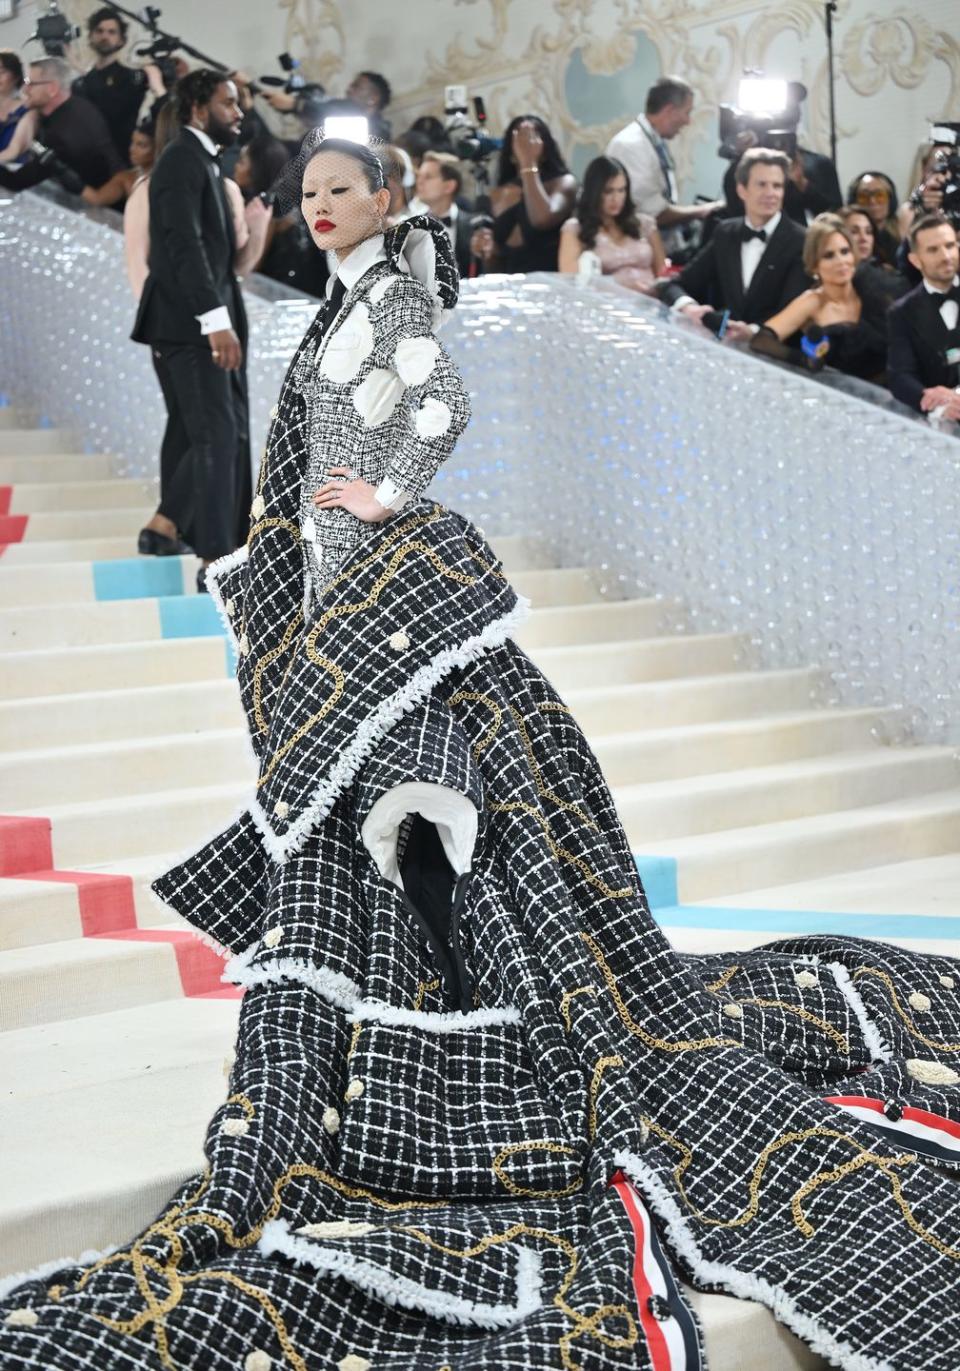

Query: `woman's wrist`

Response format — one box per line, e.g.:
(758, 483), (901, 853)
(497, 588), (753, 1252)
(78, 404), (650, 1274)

(519, 165), (539, 176)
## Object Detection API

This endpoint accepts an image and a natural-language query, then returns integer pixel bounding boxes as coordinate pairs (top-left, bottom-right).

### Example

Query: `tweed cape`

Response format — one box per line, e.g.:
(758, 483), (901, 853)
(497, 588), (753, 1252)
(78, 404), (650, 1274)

(2, 505), (960, 1370)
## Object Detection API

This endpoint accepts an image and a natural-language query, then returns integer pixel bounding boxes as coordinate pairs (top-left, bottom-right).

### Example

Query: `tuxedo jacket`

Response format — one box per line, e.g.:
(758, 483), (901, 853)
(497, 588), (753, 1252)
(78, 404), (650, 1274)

(887, 282), (960, 412)
(451, 211), (475, 279)
(131, 130), (246, 348)
(660, 214), (809, 323)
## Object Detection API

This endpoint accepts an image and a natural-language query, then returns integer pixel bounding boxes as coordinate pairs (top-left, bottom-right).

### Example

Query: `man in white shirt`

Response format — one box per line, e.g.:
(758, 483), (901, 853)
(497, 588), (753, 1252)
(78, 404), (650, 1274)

(606, 76), (723, 258)
(888, 213), (960, 421)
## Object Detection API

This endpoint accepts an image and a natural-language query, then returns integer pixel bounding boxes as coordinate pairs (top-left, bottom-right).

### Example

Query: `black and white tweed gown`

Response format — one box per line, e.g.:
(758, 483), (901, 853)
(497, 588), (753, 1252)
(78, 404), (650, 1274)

(2, 315), (960, 1369)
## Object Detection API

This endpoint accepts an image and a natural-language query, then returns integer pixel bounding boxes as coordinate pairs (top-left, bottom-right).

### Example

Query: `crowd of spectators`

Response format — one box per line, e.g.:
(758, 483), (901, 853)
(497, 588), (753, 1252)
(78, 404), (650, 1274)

(0, 9), (958, 429)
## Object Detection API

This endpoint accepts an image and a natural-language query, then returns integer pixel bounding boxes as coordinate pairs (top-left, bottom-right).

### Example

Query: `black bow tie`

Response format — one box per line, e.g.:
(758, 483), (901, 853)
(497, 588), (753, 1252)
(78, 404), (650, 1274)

(440, 214), (454, 227)
(741, 225), (768, 244)
(932, 283), (960, 305)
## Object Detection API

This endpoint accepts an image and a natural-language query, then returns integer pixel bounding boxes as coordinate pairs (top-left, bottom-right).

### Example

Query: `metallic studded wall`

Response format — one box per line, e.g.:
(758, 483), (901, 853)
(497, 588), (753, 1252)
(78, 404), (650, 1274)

(1, 190), (958, 745)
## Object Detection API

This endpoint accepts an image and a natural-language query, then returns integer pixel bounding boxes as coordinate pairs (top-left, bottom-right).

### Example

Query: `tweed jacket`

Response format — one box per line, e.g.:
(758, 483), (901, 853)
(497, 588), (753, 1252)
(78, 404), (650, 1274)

(283, 255), (469, 596)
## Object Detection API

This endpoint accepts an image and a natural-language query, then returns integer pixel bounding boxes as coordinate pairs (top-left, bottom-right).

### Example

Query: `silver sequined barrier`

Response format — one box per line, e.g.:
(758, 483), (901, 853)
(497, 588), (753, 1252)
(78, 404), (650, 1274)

(1, 190), (958, 744)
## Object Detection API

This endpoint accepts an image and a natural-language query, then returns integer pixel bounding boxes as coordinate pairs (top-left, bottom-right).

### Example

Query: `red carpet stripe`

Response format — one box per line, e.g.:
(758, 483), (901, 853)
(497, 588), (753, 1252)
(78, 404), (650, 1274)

(0, 486), (12, 515)
(0, 812), (241, 998)
(0, 513), (28, 546)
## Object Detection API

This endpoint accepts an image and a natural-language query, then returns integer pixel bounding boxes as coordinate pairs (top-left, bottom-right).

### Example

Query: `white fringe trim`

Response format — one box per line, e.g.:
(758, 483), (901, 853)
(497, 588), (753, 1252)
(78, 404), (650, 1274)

(347, 999), (521, 1032)
(204, 543), (250, 649)
(144, 882), (232, 960)
(259, 1219), (542, 1328)
(614, 1151), (894, 1371)
(0, 1243), (121, 1300)
(223, 953), (520, 1033)
(249, 594), (531, 865)
(829, 963), (892, 1063)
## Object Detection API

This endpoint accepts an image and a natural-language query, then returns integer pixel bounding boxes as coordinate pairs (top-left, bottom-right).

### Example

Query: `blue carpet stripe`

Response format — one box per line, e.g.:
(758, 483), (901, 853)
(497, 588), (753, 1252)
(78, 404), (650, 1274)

(157, 595), (225, 639)
(634, 853), (957, 942)
(93, 558), (186, 601)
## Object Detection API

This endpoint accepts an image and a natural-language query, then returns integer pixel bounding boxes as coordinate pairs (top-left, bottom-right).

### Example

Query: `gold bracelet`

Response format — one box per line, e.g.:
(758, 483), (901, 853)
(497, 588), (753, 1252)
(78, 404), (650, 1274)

(520, 165), (539, 175)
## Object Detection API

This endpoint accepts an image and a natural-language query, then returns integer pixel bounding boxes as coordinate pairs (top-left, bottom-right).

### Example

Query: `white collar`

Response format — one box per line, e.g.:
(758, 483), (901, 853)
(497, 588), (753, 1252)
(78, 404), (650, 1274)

(186, 124), (219, 160)
(744, 211), (781, 236)
(923, 274), (960, 296)
(637, 113), (661, 142)
(329, 233), (387, 297)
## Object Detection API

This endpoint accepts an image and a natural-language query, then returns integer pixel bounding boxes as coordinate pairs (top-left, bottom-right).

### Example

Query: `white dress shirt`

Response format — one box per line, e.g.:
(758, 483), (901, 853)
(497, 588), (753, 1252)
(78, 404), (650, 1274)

(185, 124), (234, 338)
(923, 274), (960, 333)
(740, 211), (780, 291)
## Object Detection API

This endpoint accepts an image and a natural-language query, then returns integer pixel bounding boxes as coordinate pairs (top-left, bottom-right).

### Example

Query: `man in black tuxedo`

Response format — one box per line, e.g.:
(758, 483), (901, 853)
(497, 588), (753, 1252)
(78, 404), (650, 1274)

(888, 213), (960, 422)
(132, 70), (251, 575)
(659, 148), (809, 342)
(414, 151), (475, 277)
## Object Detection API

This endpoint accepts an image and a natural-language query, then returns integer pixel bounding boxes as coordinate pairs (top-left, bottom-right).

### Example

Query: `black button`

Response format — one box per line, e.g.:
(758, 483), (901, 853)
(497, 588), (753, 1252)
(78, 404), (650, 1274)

(648, 1295), (672, 1322)
(883, 1099), (903, 1122)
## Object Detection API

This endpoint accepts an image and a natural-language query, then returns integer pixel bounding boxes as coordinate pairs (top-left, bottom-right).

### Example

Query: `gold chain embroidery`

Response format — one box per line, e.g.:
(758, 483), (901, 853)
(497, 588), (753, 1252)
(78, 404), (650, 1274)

(412, 978), (441, 1011)
(507, 705), (597, 832)
(247, 516), (301, 548)
(735, 997), (850, 1054)
(587, 1056), (624, 1141)
(491, 1141), (583, 1199)
(256, 652), (346, 786)
(560, 986), (597, 1033)
(446, 689), (502, 758)
(346, 1022), (363, 1060)
(225, 1094), (256, 1121)
(581, 931), (738, 1052)
(490, 801), (633, 899)
(705, 965), (740, 993)
(853, 967), (960, 1053)
(252, 609), (304, 734)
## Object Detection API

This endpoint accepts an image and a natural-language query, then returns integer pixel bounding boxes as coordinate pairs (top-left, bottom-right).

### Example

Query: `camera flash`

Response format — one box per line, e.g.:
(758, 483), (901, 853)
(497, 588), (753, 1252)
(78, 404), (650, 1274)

(737, 77), (789, 115)
(323, 115), (370, 144)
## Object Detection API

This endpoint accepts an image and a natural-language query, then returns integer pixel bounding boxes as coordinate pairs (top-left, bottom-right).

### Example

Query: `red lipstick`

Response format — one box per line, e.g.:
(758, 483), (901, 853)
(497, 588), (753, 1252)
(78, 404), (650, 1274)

(314, 218), (336, 232)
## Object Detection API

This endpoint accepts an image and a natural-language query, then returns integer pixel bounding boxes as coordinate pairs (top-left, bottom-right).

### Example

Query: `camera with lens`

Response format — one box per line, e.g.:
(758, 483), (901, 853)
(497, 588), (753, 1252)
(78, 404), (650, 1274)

(254, 52), (309, 98)
(31, 2), (81, 57)
(910, 123), (960, 228)
(718, 74), (806, 161)
(135, 33), (180, 88)
(443, 85), (502, 165)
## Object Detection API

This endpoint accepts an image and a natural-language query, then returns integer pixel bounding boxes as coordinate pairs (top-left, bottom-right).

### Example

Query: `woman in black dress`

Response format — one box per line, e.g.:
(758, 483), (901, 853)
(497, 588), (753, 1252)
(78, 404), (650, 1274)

(470, 114), (577, 273)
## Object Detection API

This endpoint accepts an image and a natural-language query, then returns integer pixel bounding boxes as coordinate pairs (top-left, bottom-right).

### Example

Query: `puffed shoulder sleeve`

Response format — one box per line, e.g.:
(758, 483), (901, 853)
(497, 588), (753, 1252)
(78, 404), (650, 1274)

(360, 274), (471, 511)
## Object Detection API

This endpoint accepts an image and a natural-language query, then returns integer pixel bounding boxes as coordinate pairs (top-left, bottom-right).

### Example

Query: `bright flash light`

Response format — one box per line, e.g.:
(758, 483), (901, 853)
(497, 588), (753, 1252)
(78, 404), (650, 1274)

(323, 115), (370, 143)
(737, 77), (789, 114)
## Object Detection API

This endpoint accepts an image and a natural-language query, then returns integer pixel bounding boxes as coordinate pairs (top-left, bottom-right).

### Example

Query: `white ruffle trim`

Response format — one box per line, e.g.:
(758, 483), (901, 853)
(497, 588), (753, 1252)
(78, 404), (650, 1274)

(615, 1150), (894, 1371)
(0, 1244), (121, 1300)
(259, 1220), (542, 1328)
(248, 594), (531, 864)
(205, 543), (250, 650)
(829, 963), (892, 1063)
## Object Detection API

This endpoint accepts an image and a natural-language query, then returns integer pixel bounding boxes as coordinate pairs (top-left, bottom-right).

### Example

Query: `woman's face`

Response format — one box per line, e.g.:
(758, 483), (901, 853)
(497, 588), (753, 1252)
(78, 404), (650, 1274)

(601, 173), (627, 221)
(128, 129), (154, 170)
(854, 174), (890, 226)
(844, 212), (874, 263)
(817, 231), (856, 286)
(301, 149), (388, 253)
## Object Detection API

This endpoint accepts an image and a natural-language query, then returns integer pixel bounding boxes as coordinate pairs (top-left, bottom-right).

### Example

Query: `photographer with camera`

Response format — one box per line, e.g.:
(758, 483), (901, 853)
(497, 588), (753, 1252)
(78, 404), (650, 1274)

(261, 69), (392, 144)
(72, 6), (165, 167)
(606, 77), (724, 260)
(887, 213), (960, 425)
(657, 148), (808, 340)
(0, 55), (122, 194)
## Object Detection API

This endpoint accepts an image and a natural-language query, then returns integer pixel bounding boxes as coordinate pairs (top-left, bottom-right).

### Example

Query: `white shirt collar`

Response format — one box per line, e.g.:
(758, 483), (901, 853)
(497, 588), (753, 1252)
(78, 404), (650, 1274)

(329, 233), (387, 297)
(923, 274), (960, 296)
(744, 211), (781, 236)
(186, 124), (219, 160)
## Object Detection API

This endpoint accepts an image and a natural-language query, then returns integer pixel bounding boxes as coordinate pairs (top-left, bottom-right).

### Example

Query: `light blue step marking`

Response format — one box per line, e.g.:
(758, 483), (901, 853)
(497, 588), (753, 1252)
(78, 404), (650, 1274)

(633, 854), (678, 908)
(93, 558), (186, 601)
(157, 595), (225, 639)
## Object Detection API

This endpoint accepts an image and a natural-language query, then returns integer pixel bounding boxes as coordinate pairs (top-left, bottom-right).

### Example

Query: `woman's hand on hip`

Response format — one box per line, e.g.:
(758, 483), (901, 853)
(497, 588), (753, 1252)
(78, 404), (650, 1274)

(314, 468), (392, 523)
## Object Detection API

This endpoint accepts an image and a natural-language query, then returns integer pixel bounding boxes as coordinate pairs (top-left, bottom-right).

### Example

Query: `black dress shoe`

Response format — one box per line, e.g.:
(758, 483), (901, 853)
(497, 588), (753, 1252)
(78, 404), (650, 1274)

(138, 527), (184, 556)
(196, 567), (208, 595)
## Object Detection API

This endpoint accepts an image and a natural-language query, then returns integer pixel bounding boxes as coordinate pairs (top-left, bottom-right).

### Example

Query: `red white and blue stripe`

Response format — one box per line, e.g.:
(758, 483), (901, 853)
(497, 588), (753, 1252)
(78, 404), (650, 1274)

(824, 1095), (960, 1165)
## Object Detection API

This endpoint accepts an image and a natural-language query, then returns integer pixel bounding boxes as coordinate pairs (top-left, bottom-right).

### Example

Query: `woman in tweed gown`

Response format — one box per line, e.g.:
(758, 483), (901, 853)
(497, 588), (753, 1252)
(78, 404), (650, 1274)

(3, 136), (960, 1371)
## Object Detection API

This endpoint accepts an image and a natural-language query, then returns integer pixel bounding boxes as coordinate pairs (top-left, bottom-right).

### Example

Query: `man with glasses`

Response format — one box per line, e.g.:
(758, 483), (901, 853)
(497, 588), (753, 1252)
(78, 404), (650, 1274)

(0, 56), (121, 193)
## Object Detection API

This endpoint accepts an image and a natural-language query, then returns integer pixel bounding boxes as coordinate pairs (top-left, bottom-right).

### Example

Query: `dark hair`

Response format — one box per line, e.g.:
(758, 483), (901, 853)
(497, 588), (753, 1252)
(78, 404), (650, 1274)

(304, 137), (386, 192)
(846, 170), (899, 216)
(837, 204), (876, 246)
(357, 70), (391, 110)
(87, 6), (128, 39)
(421, 150), (463, 194)
(909, 210), (956, 253)
(174, 68), (229, 127)
(0, 48), (24, 87)
(240, 135), (289, 198)
(645, 76), (693, 116)
(153, 100), (179, 159)
(395, 129), (433, 165)
(735, 147), (790, 188)
(576, 156), (640, 249)
(409, 115), (446, 142)
(133, 118), (155, 140)
(497, 114), (569, 186)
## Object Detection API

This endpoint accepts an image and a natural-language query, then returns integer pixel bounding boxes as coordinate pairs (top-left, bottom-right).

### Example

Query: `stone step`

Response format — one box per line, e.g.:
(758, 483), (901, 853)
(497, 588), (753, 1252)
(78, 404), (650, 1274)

(0, 430), (78, 456)
(0, 535), (138, 565)
(5, 479), (156, 514)
(0, 679), (244, 751)
(0, 555), (198, 609)
(508, 566), (600, 607)
(0, 452), (113, 484)
(618, 745), (958, 843)
(651, 790), (960, 904)
(0, 506), (147, 542)
(514, 597), (683, 648)
(0, 637), (230, 701)
(0, 997), (239, 1275)
(563, 668), (824, 733)
(591, 706), (894, 786)
(536, 632), (747, 690)
(1, 728), (256, 807)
